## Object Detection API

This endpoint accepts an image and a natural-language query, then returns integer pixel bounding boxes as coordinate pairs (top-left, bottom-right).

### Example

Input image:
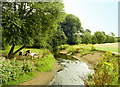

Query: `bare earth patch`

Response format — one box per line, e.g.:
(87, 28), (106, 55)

(71, 52), (104, 69)
(77, 52), (104, 69)
(20, 63), (62, 85)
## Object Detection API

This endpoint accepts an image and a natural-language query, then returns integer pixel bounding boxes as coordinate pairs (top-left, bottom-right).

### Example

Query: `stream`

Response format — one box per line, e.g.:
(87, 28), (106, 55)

(49, 57), (94, 85)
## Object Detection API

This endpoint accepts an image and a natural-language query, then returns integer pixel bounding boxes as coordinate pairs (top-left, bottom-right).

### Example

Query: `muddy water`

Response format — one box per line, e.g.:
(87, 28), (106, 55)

(50, 58), (94, 85)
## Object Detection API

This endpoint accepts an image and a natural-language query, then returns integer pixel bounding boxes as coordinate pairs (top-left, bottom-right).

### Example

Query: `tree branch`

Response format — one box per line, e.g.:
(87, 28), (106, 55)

(13, 45), (25, 55)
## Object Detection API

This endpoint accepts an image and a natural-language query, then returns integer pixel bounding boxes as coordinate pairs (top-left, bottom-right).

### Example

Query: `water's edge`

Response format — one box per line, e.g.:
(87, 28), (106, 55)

(49, 53), (94, 85)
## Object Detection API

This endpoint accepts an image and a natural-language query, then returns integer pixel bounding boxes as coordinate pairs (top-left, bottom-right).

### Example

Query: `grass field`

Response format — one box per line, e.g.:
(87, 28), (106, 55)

(94, 43), (119, 53)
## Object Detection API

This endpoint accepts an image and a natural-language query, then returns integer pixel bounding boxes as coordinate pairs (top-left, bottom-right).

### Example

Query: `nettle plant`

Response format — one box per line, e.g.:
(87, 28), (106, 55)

(88, 51), (119, 85)
(1, 57), (34, 83)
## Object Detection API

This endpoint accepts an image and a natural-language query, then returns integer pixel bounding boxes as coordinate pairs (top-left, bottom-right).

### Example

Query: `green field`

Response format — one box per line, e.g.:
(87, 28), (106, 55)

(94, 43), (119, 53)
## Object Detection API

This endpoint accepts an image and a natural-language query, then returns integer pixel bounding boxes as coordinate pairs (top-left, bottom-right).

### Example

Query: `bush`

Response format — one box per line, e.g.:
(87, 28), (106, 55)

(105, 35), (116, 43)
(23, 60), (34, 73)
(82, 32), (92, 44)
(1, 57), (34, 84)
(88, 51), (119, 85)
(94, 31), (106, 44)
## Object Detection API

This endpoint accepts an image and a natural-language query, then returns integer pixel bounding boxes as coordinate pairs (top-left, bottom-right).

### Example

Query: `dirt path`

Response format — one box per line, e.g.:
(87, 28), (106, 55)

(20, 63), (62, 85)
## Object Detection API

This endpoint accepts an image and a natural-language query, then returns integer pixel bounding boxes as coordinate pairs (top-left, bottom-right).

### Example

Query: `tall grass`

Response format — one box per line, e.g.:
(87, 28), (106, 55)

(35, 54), (57, 72)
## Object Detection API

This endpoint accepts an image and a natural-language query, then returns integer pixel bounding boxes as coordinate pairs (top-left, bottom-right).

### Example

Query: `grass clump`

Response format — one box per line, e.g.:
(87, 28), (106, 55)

(35, 54), (57, 72)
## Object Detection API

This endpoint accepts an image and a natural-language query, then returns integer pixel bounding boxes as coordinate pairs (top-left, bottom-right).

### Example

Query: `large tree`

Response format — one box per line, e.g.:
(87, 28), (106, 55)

(82, 32), (92, 44)
(60, 14), (83, 45)
(2, 2), (65, 58)
(94, 31), (106, 44)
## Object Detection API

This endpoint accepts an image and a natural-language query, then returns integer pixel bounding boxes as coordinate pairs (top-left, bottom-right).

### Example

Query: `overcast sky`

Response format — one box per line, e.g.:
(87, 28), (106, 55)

(63, 0), (119, 37)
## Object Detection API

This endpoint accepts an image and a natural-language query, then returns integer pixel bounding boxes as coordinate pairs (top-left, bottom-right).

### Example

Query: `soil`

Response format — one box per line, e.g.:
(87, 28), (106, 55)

(73, 51), (105, 69)
(20, 63), (62, 85)
(60, 50), (105, 69)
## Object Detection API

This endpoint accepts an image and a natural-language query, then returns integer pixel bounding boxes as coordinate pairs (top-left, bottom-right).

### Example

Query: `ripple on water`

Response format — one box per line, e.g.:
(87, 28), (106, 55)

(50, 58), (94, 85)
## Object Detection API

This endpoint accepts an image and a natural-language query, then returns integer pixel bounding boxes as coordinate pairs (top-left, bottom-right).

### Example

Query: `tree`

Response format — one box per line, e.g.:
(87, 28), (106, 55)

(2, 2), (65, 58)
(51, 27), (67, 52)
(109, 32), (115, 37)
(85, 29), (91, 33)
(92, 35), (97, 44)
(82, 32), (92, 44)
(31, 2), (65, 51)
(105, 35), (116, 43)
(102, 31), (106, 35)
(60, 14), (83, 45)
(94, 31), (106, 44)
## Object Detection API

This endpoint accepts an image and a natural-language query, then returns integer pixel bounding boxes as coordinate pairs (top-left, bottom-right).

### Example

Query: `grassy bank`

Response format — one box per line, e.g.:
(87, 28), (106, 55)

(1, 47), (57, 86)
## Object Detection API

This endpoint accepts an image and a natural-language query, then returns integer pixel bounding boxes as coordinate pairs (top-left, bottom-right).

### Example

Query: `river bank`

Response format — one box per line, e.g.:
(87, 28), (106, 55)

(20, 63), (62, 85)
(59, 50), (105, 69)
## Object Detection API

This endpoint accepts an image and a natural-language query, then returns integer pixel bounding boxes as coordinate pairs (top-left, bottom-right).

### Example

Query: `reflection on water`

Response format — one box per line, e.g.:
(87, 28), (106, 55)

(50, 58), (94, 85)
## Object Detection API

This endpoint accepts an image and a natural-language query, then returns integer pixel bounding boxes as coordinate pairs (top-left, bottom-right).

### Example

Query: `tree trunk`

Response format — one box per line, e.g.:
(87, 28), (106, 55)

(12, 45), (25, 55)
(8, 44), (15, 59)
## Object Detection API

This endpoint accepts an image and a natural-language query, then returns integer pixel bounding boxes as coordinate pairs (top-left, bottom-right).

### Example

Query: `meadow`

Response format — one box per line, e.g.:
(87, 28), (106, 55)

(94, 43), (119, 53)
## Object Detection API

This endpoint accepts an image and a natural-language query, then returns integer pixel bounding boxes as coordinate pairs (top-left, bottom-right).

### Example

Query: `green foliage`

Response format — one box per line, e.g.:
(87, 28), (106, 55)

(94, 31), (106, 44)
(51, 28), (67, 52)
(31, 2), (66, 51)
(1, 57), (34, 84)
(72, 33), (82, 44)
(1, 48), (57, 85)
(2, 72), (35, 86)
(65, 44), (95, 56)
(92, 35), (98, 44)
(35, 54), (57, 72)
(22, 60), (34, 73)
(82, 32), (92, 44)
(2, 2), (66, 57)
(109, 32), (115, 36)
(60, 14), (83, 45)
(115, 37), (120, 42)
(85, 29), (91, 33)
(2, 2), (35, 46)
(57, 44), (70, 51)
(105, 35), (116, 43)
(67, 47), (77, 54)
(91, 45), (96, 51)
(88, 51), (119, 85)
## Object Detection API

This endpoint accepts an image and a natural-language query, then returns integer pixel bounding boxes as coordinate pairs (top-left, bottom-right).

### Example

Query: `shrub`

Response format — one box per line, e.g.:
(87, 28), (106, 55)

(88, 51), (119, 85)
(94, 31), (106, 44)
(1, 57), (34, 84)
(23, 59), (34, 73)
(82, 32), (92, 44)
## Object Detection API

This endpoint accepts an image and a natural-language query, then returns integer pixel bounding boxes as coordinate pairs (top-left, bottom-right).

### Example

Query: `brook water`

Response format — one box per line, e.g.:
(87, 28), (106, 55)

(50, 57), (94, 85)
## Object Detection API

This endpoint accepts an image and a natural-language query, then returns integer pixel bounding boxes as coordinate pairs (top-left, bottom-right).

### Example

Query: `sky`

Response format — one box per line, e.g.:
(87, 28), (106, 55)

(63, 0), (119, 37)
